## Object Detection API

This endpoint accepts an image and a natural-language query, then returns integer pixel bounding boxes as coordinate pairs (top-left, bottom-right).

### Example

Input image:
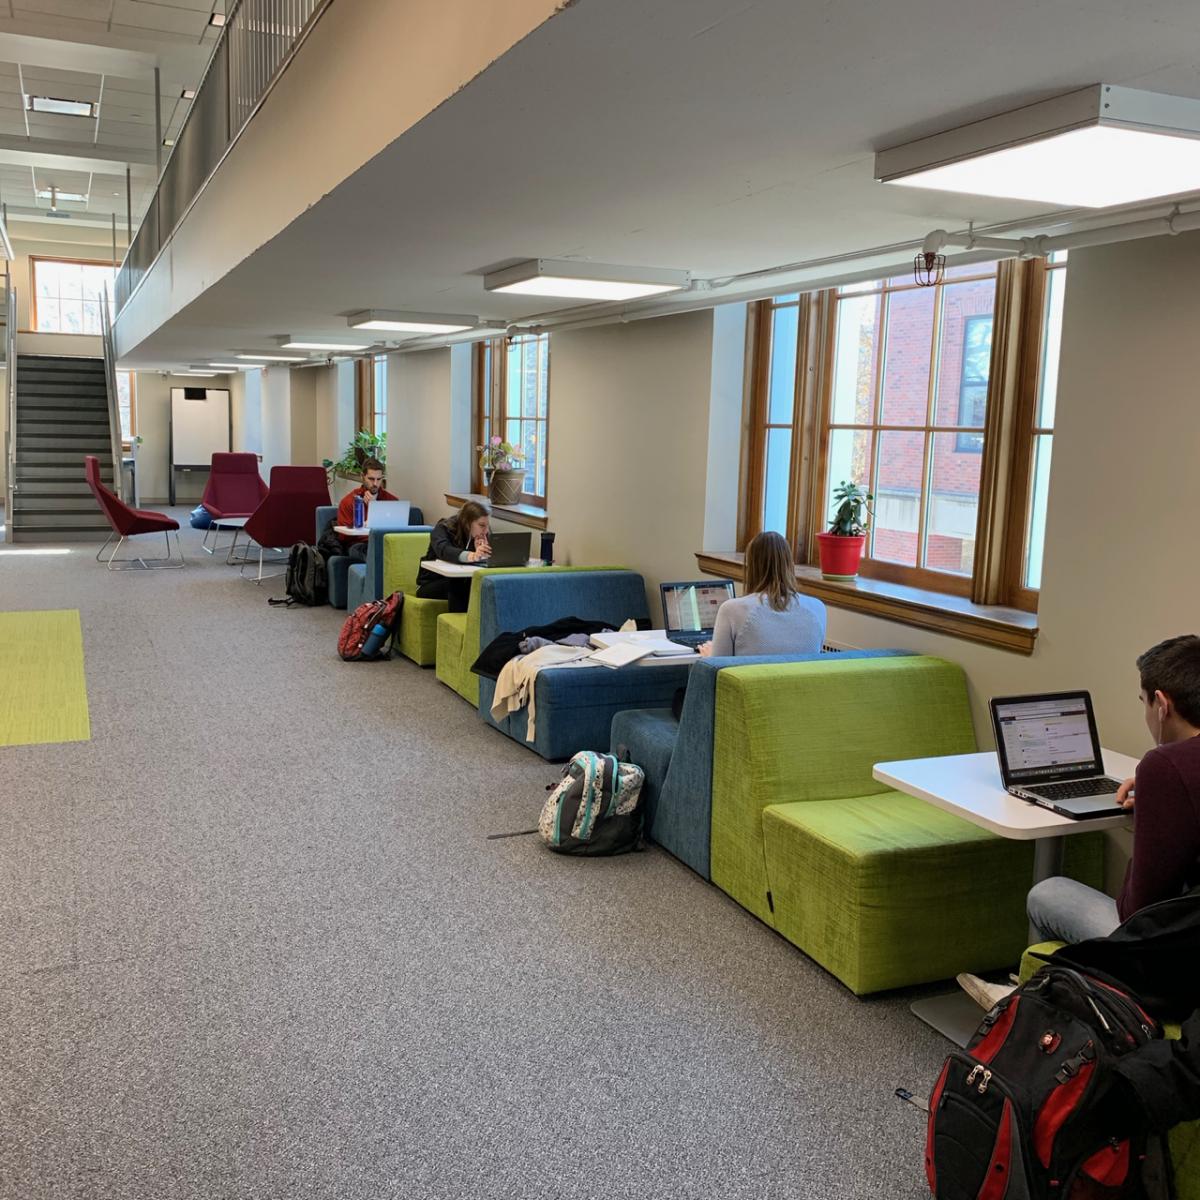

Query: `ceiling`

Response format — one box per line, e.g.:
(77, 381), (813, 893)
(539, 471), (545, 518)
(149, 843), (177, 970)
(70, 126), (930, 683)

(117, 0), (1200, 367)
(0, 1), (217, 230)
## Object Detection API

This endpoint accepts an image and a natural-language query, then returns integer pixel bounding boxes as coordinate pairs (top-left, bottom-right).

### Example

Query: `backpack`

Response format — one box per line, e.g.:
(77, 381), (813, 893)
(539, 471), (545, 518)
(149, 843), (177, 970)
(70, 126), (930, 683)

(538, 752), (645, 856)
(317, 520), (346, 562)
(281, 542), (327, 606)
(925, 965), (1174, 1200)
(338, 592), (404, 662)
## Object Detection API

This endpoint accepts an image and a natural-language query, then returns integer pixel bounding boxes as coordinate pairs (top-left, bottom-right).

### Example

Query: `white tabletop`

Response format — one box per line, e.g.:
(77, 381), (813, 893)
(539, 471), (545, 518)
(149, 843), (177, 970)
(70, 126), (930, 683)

(210, 516), (248, 529)
(421, 558), (547, 577)
(334, 525), (368, 537)
(590, 629), (697, 658)
(873, 750), (1138, 840)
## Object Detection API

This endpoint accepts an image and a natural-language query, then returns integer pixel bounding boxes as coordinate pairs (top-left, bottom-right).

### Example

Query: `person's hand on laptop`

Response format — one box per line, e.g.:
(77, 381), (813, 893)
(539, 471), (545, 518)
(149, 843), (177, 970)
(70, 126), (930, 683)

(698, 641), (713, 657)
(1117, 776), (1136, 810)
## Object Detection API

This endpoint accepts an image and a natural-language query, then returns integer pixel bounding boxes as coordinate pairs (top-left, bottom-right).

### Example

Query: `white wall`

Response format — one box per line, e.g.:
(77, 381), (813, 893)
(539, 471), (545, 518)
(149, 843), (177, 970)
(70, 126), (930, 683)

(388, 348), (454, 521)
(132, 373), (234, 503)
(260, 366), (293, 479)
(289, 369), (317, 466)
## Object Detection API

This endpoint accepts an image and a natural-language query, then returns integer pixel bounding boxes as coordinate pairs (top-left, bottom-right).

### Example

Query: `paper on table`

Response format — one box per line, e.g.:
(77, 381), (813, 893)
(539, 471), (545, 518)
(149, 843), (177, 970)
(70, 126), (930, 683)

(591, 641), (654, 669)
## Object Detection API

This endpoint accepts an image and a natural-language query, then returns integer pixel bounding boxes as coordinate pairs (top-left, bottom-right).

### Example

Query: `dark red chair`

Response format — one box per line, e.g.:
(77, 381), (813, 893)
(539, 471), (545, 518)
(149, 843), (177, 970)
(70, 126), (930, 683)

(85, 454), (185, 571)
(200, 452), (268, 556)
(238, 465), (332, 582)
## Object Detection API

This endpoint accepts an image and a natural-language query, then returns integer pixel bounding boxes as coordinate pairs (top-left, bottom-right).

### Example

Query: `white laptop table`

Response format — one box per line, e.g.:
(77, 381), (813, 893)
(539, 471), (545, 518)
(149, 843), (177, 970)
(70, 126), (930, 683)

(873, 749), (1135, 1045)
(420, 558), (545, 578)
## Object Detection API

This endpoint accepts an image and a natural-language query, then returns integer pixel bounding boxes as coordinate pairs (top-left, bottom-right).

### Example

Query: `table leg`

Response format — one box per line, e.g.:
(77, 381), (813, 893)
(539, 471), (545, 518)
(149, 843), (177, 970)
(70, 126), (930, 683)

(1029, 835), (1064, 942)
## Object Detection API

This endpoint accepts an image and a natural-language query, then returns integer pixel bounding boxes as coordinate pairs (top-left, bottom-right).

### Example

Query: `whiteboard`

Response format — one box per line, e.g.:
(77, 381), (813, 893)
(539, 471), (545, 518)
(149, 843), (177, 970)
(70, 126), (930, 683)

(170, 388), (230, 466)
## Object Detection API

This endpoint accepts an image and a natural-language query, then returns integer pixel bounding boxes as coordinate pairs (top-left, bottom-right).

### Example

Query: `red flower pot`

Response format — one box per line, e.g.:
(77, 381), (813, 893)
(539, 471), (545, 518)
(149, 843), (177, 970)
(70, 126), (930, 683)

(816, 533), (866, 581)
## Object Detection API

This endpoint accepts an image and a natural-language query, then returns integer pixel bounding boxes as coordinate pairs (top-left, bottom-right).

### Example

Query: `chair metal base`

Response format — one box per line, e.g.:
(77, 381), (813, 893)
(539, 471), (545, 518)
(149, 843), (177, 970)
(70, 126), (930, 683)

(238, 543), (289, 583)
(97, 530), (187, 571)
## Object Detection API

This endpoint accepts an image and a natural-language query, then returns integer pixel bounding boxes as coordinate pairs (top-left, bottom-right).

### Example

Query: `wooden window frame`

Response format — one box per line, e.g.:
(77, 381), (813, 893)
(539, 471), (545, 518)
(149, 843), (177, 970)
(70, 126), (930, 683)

(29, 255), (117, 334)
(474, 334), (550, 507)
(371, 353), (387, 437)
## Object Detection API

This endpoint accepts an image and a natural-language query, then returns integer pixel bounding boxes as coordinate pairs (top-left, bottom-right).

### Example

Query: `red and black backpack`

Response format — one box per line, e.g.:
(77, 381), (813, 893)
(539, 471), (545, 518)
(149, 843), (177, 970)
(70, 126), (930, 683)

(926, 966), (1174, 1200)
(337, 592), (404, 662)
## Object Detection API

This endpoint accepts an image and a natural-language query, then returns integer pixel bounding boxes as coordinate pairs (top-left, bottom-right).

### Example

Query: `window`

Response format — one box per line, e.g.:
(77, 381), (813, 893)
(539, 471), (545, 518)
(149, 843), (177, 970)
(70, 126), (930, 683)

(744, 254), (1068, 615)
(372, 354), (387, 436)
(117, 371), (135, 441)
(32, 257), (116, 334)
(474, 333), (550, 505)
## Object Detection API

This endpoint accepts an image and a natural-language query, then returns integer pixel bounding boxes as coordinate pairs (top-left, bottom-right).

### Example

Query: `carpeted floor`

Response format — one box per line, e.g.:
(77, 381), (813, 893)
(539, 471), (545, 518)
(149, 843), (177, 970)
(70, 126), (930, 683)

(0, 513), (955, 1199)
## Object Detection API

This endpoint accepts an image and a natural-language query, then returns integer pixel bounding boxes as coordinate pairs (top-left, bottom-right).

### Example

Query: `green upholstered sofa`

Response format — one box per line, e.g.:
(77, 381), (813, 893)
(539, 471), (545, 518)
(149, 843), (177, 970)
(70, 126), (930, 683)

(1019, 943), (1200, 1197)
(382, 533), (445, 666)
(709, 655), (1104, 995)
(434, 565), (632, 706)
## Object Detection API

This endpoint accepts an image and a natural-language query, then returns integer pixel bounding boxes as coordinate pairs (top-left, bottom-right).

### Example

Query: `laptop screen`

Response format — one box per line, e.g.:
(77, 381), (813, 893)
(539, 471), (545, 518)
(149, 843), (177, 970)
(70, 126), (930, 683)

(364, 500), (410, 529)
(990, 693), (1105, 785)
(660, 581), (735, 633)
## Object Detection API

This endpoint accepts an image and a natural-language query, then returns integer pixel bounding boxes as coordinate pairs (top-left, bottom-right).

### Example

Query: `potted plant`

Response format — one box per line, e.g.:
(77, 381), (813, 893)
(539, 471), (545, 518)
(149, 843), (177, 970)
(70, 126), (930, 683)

(477, 435), (525, 506)
(816, 480), (873, 581)
(323, 430), (386, 487)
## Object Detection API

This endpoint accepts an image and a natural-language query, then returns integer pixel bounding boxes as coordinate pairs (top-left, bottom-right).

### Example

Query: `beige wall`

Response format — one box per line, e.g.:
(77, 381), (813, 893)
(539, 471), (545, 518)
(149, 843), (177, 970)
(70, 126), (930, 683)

(388, 347), (454, 522)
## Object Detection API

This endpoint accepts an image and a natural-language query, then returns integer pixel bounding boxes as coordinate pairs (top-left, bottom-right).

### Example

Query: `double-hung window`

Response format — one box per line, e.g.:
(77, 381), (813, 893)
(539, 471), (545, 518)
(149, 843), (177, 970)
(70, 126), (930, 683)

(32, 257), (116, 334)
(474, 333), (550, 506)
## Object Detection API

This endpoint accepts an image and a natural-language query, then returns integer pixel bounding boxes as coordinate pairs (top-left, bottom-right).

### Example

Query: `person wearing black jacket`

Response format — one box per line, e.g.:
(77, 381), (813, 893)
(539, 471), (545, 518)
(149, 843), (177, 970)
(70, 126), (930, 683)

(416, 499), (491, 613)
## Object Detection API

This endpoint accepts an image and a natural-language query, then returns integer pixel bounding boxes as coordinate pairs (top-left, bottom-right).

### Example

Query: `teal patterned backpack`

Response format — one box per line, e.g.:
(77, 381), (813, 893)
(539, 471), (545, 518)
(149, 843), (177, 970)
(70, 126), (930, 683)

(538, 752), (645, 856)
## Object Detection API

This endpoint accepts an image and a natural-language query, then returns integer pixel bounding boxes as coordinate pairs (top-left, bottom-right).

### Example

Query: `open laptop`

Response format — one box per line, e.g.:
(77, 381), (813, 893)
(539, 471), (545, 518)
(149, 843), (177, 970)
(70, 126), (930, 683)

(660, 580), (736, 648)
(364, 500), (410, 530)
(478, 531), (531, 568)
(990, 692), (1126, 819)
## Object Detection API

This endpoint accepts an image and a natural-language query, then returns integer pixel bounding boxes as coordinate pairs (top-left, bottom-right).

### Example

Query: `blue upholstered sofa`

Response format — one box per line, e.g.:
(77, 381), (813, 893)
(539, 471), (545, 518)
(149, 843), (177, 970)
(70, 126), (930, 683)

(475, 570), (694, 761)
(610, 649), (911, 880)
(314, 505), (427, 609)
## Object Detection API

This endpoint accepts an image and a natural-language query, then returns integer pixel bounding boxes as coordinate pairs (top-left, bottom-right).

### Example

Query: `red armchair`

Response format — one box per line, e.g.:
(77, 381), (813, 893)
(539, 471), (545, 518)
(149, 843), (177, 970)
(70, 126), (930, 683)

(238, 465), (331, 582)
(85, 455), (185, 571)
(200, 452), (268, 556)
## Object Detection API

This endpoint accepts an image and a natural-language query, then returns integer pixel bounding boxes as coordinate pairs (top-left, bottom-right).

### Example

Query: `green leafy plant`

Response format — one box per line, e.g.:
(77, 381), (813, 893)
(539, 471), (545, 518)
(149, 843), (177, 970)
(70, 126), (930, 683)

(323, 430), (386, 482)
(477, 435), (524, 472)
(827, 480), (873, 536)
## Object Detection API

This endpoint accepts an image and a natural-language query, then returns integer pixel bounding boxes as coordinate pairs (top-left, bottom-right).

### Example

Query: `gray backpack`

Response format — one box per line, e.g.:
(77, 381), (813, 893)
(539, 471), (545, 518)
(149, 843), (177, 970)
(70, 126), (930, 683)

(539, 752), (645, 856)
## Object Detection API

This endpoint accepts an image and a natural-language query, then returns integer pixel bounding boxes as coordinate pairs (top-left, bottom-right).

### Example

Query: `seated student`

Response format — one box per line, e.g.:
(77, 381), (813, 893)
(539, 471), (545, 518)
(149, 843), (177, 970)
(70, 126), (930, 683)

(335, 458), (398, 562)
(698, 530), (826, 657)
(415, 500), (492, 614)
(960, 634), (1200, 1009)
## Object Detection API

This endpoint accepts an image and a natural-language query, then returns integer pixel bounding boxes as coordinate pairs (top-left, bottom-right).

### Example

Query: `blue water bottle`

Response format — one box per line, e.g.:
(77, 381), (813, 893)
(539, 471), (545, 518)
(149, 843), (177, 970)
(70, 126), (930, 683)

(353, 494), (365, 528)
(362, 620), (389, 657)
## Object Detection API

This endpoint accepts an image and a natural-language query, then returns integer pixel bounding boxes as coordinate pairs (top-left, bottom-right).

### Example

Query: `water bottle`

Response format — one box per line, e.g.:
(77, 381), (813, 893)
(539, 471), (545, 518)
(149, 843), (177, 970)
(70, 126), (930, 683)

(362, 620), (389, 657)
(353, 494), (365, 528)
(540, 531), (555, 565)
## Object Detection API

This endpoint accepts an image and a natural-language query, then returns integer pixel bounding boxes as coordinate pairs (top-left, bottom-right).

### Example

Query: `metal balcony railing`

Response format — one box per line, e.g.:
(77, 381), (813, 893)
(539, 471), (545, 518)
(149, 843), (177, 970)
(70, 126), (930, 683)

(114, 0), (333, 314)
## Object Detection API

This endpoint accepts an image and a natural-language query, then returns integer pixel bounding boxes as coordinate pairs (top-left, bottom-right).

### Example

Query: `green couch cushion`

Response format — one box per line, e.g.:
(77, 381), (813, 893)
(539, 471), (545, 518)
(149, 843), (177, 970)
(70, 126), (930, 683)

(436, 611), (468, 692)
(710, 655), (977, 925)
(399, 595), (446, 667)
(382, 532), (432, 596)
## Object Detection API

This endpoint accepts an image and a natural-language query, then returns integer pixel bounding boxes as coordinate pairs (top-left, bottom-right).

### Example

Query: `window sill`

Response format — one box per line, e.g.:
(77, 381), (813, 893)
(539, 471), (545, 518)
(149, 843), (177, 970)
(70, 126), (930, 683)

(445, 491), (549, 531)
(695, 551), (1038, 655)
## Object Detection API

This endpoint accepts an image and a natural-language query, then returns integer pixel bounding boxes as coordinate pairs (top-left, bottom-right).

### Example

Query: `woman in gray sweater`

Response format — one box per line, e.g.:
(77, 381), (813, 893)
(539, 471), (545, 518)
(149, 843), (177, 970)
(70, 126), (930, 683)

(700, 531), (826, 657)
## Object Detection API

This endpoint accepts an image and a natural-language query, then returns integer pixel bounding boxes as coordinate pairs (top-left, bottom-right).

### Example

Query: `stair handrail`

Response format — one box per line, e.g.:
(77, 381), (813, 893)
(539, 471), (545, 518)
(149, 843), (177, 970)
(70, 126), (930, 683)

(100, 284), (125, 502)
(4, 269), (15, 528)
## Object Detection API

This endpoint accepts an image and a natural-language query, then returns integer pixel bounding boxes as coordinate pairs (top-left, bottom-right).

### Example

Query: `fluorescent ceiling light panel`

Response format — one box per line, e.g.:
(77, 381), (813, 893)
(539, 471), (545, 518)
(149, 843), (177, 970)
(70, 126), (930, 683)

(235, 353), (307, 361)
(280, 339), (370, 351)
(876, 84), (1200, 208)
(347, 310), (476, 333)
(208, 362), (248, 369)
(36, 189), (86, 203)
(175, 371), (216, 377)
(208, 12), (226, 27)
(182, 88), (196, 100)
(484, 259), (690, 300)
(27, 95), (95, 118)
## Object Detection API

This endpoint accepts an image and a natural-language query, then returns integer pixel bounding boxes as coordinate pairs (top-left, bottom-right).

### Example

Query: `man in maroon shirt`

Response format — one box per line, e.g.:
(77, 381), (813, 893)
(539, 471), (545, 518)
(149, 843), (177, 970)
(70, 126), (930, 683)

(335, 458), (398, 562)
(961, 635), (1200, 1009)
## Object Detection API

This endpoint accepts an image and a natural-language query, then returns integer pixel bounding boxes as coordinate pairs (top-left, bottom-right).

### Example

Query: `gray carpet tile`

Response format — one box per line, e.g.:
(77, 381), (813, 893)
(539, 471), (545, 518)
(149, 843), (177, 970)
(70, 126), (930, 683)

(0, 514), (956, 1199)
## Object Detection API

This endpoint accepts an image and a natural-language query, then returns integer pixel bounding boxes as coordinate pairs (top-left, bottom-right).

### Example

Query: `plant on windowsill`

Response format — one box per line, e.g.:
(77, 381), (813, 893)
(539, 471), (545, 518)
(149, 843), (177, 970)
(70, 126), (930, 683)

(323, 430), (386, 486)
(816, 480), (874, 581)
(477, 435), (525, 507)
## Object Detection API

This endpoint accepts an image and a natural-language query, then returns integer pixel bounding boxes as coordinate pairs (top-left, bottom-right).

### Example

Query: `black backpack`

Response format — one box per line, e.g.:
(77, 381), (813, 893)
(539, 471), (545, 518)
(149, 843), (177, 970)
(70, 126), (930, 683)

(925, 965), (1173, 1200)
(276, 543), (327, 606)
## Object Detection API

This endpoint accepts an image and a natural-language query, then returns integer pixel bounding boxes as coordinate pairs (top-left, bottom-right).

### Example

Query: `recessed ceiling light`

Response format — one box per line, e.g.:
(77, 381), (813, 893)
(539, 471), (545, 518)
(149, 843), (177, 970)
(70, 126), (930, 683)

(484, 259), (690, 301)
(182, 88), (196, 100)
(36, 189), (86, 203)
(208, 12), (226, 27)
(208, 362), (247, 369)
(163, 137), (175, 147)
(280, 339), (370, 351)
(347, 310), (476, 333)
(175, 370), (216, 377)
(27, 95), (95, 119)
(877, 84), (1200, 208)
(235, 352), (307, 362)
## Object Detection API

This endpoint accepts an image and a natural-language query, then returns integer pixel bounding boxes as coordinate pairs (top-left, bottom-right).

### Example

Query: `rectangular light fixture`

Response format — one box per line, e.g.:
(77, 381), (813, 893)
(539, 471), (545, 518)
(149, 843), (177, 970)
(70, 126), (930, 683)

(36, 189), (86, 203)
(280, 339), (370, 351)
(175, 371), (216, 377)
(484, 259), (690, 301)
(235, 352), (307, 362)
(347, 310), (476, 333)
(208, 12), (226, 27)
(876, 84), (1200, 209)
(182, 88), (196, 100)
(208, 362), (248, 369)
(27, 95), (95, 118)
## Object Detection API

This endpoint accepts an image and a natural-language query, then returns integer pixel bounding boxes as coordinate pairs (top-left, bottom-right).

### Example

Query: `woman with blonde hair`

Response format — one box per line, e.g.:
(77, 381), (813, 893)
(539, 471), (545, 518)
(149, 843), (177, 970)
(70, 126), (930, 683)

(700, 530), (826, 657)
(416, 499), (492, 613)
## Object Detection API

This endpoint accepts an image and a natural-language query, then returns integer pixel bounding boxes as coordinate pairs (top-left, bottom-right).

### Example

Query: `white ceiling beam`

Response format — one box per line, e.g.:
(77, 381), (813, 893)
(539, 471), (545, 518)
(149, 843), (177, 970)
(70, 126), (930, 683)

(0, 135), (156, 169)
(0, 29), (207, 79)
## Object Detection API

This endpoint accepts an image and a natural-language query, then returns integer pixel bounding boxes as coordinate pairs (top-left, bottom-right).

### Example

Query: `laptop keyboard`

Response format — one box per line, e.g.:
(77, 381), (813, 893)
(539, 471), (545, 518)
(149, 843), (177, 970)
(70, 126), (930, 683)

(1033, 778), (1121, 802)
(668, 632), (709, 648)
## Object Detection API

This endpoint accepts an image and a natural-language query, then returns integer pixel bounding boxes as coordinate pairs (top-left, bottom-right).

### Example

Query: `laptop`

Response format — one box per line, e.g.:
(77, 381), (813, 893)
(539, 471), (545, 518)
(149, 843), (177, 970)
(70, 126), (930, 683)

(364, 500), (410, 530)
(478, 531), (531, 568)
(660, 580), (736, 648)
(990, 691), (1126, 819)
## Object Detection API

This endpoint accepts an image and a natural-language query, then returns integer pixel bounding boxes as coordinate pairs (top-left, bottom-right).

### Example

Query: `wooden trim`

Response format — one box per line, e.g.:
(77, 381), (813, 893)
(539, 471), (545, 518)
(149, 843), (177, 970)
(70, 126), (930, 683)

(859, 557), (972, 598)
(696, 550), (1037, 655)
(806, 290), (839, 566)
(742, 299), (772, 545)
(354, 358), (372, 433)
(445, 491), (549, 531)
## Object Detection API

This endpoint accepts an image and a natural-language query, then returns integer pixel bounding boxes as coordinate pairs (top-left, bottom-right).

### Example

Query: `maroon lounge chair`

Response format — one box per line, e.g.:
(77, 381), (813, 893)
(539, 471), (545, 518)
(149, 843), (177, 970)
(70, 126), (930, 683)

(237, 465), (331, 582)
(200, 452), (268, 556)
(85, 454), (185, 571)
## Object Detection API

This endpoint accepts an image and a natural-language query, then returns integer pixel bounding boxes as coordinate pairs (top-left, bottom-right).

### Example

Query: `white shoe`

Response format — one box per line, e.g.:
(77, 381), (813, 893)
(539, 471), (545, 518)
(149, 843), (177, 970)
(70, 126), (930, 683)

(957, 972), (1017, 1011)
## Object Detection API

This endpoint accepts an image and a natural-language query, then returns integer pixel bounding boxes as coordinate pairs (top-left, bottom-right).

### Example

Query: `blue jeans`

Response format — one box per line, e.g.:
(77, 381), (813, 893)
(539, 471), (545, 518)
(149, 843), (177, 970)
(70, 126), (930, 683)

(1027, 875), (1120, 945)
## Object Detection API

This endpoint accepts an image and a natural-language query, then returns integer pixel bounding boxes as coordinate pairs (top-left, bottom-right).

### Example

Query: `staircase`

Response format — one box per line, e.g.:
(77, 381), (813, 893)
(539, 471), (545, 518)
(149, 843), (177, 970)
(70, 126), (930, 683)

(9, 356), (116, 543)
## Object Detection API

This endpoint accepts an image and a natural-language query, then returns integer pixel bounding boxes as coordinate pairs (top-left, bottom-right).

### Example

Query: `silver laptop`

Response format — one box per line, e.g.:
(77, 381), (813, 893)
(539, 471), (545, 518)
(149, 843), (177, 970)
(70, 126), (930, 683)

(660, 580), (736, 648)
(990, 692), (1125, 819)
(364, 500), (410, 529)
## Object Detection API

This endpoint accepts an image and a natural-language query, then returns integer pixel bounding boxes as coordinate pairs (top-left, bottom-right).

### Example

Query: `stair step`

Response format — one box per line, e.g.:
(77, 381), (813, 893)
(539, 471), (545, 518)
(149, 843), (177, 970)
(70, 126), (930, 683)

(15, 451), (112, 468)
(12, 478), (98, 492)
(16, 435), (115, 450)
(17, 357), (105, 372)
(17, 382), (109, 397)
(18, 421), (111, 437)
(16, 403), (111, 418)
(8, 525), (111, 544)
(11, 497), (106, 513)
(11, 513), (111, 529)
(15, 465), (109, 481)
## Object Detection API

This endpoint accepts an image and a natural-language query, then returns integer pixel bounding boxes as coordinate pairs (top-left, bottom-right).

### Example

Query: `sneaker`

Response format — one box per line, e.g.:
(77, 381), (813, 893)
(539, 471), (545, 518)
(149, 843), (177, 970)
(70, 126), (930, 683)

(957, 972), (1017, 1011)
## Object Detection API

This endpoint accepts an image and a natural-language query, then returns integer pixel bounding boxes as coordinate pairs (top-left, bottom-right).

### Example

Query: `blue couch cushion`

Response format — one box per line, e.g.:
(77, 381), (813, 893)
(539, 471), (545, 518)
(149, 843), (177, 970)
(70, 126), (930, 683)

(611, 707), (678, 835)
